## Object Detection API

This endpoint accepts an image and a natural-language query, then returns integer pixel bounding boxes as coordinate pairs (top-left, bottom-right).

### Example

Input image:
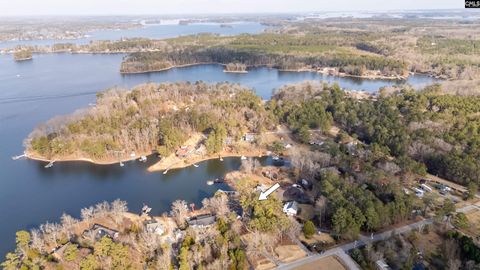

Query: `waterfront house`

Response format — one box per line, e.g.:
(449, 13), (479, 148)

(187, 214), (216, 228)
(242, 133), (256, 142)
(283, 201), (299, 216)
(176, 146), (193, 158)
(83, 224), (119, 240)
(144, 220), (164, 235)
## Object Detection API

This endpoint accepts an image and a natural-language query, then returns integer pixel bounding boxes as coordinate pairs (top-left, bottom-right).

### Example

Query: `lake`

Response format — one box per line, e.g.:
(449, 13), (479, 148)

(0, 22), (266, 49)
(0, 52), (439, 259)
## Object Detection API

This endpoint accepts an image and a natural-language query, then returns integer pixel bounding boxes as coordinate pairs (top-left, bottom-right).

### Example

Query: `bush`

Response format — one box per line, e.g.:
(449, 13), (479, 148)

(303, 220), (316, 239)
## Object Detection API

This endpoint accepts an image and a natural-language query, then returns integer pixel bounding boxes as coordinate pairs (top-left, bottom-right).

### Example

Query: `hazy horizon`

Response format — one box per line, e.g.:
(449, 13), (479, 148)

(0, 0), (467, 16)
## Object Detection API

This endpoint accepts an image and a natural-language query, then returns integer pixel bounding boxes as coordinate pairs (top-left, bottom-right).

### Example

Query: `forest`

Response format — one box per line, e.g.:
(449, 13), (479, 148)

(13, 49), (32, 61)
(26, 82), (274, 161)
(269, 82), (480, 187)
(27, 80), (480, 186)
(119, 34), (408, 77)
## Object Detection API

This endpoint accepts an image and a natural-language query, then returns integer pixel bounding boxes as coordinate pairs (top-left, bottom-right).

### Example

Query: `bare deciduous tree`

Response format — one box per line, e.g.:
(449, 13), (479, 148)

(138, 231), (160, 259)
(156, 246), (172, 270)
(111, 199), (128, 225)
(94, 201), (111, 217)
(170, 200), (189, 227)
(30, 229), (46, 254)
(202, 193), (229, 218)
(240, 158), (261, 174)
(81, 206), (95, 221)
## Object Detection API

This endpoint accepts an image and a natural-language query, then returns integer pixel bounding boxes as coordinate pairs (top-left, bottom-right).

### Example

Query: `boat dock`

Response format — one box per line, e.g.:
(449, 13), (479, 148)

(45, 161), (55, 168)
(12, 153), (27, 160)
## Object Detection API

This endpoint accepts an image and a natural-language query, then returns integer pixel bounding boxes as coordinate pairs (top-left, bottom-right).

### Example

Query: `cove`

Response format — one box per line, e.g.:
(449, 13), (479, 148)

(0, 52), (439, 258)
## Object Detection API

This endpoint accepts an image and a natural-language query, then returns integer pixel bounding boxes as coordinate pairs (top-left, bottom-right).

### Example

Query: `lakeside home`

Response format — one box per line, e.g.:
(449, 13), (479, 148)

(187, 214), (216, 228)
(283, 201), (299, 216)
(82, 224), (119, 240)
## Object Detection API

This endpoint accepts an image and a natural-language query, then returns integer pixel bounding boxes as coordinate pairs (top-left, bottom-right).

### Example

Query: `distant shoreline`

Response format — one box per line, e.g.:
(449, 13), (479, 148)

(120, 62), (409, 81)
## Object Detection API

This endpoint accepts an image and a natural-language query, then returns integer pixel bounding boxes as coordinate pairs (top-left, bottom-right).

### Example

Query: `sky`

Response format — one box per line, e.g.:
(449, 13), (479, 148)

(0, 0), (466, 16)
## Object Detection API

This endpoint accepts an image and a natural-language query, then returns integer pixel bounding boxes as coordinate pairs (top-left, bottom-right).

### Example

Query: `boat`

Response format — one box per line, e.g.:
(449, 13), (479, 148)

(120, 161), (124, 167)
(44, 161), (55, 168)
(207, 180), (214, 185)
(139, 156), (147, 162)
(214, 178), (224, 184)
(163, 169), (168, 175)
(240, 155), (247, 160)
(219, 156), (223, 161)
(193, 164), (199, 168)
(272, 155), (280, 160)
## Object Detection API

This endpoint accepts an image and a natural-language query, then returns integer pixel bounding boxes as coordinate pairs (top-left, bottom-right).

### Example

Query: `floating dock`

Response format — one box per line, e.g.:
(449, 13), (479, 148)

(45, 161), (55, 168)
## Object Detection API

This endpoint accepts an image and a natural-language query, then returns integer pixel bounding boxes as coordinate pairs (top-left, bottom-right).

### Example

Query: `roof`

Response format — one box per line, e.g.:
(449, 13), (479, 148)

(145, 220), (164, 234)
(188, 214), (216, 227)
(84, 224), (119, 240)
(375, 260), (391, 270)
(176, 146), (193, 156)
(283, 201), (299, 211)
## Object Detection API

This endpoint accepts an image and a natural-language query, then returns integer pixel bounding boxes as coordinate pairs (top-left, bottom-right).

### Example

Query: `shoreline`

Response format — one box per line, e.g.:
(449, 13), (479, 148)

(119, 62), (410, 81)
(2, 49), (441, 80)
(223, 70), (248, 73)
(147, 150), (266, 172)
(25, 150), (154, 165)
(120, 62), (222, 74)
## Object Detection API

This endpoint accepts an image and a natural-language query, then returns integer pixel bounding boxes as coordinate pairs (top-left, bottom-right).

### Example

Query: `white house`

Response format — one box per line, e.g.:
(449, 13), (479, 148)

(145, 220), (164, 235)
(283, 201), (299, 216)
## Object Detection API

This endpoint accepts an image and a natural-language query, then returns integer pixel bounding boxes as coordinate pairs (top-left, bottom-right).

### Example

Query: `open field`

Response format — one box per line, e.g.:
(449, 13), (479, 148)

(290, 255), (347, 270)
(275, 245), (307, 263)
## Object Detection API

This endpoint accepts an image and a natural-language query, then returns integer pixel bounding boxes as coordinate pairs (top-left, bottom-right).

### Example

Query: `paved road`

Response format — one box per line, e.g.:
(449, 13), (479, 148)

(275, 203), (476, 270)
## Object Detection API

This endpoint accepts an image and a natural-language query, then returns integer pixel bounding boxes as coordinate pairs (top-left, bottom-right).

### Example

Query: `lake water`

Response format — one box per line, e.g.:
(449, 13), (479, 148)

(0, 22), (266, 49)
(0, 52), (439, 259)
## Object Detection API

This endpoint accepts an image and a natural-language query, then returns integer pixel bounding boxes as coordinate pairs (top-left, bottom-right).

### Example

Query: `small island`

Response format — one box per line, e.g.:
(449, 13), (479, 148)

(13, 49), (33, 61)
(224, 62), (248, 73)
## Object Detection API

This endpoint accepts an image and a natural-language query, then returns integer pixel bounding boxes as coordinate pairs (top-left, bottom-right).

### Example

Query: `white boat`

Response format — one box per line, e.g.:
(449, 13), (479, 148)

(193, 164), (199, 168)
(219, 157), (223, 161)
(120, 161), (124, 167)
(207, 180), (214, 185)
(163, 169), (168, 175)
(139, 156), (147, 162)
(45, 161), (55, 168)
(240, 156), (247, 160)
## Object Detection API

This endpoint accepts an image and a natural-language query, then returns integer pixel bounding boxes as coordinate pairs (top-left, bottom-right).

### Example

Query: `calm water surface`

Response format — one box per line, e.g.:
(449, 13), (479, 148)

(0, 53), (438, 258)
